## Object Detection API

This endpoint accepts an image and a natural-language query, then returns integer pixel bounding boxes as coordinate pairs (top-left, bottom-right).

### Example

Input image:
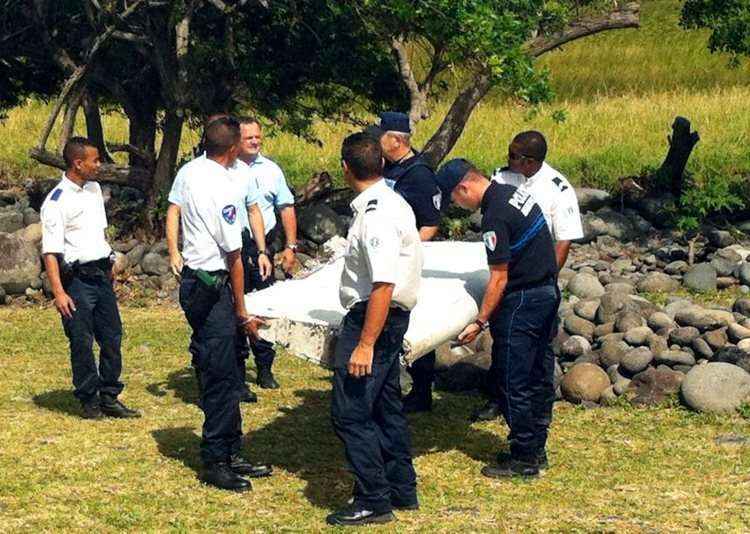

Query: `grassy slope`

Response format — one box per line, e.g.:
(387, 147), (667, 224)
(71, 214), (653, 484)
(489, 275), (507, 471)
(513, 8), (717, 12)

(1, 306), (750, 532)
(0, 1), (748, 193)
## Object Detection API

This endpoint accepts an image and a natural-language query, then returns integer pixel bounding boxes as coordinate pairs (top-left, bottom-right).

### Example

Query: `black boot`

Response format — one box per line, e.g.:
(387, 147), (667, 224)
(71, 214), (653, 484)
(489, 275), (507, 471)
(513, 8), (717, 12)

(200, 462), (252, 492)
(497, 449), (548, 471)
(402, 386), (432, 414)
(100, 396), (141, 418)
(229, 455), (273, 478)
(471, 400), (501, 422)
(482, 457), (539, 479)
(240, 384), (258, 403)
(326, 504), (395, 526)
(257, 367), (280, 390)
(81, 399), (103, 420)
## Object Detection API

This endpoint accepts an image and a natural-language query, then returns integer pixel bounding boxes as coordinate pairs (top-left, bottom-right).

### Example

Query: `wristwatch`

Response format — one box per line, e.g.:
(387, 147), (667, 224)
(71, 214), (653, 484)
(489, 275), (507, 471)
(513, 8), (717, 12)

(286, 243), (298, 252)
(258, 250), (269, 258)
(474, 318), (489, 331)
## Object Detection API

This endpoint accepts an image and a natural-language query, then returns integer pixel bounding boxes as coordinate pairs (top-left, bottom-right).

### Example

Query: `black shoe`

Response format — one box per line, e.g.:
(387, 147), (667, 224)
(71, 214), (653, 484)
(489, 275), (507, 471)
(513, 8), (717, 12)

(326, 504), (395, 526)
(240, 385), (258, 403)
(482, 458), (539, 479)
(200, 462), (251, 492)
(229, 455), (273, 478)
(496, 450), (549, 471)
(81, 400), (103, 420)
(471, 401), (501, 422)
(100, 397), (141, 418)
(402, 388), (432, 414)
(257, 368), (280, 390)
(391, 497), (420, 511)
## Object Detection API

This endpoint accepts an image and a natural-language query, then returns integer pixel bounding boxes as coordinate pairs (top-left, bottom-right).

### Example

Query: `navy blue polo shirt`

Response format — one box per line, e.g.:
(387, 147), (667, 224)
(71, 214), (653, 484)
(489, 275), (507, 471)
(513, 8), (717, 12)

(481, 181), (557, 293)
(383, 152), (441, 229)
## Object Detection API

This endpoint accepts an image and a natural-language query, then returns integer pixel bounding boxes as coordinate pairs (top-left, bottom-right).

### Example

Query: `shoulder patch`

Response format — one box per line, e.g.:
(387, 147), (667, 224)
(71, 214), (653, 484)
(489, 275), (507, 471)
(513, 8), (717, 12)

(432, 191), (442, 210)
(483, 231), (497, 252)
(551, 176), (569, 192)
(365, 199), (378, 213)
(222, 204), (237, 224)
(50, 189), (63, 201)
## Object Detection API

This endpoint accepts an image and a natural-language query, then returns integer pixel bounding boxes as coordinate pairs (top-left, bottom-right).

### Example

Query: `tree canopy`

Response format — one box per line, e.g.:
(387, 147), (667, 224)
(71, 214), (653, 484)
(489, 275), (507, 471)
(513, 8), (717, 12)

(682, 0), (750, 63)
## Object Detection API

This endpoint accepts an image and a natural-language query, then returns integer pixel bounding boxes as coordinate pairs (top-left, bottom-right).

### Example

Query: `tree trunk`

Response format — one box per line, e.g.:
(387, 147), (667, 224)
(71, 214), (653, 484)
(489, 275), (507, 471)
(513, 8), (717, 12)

(657, 116), (700, 200)
(126, 104), (157, 169)
(83, 92), (113, 163)
(421, 71), (492, 169)
(151, 110), (184, 199)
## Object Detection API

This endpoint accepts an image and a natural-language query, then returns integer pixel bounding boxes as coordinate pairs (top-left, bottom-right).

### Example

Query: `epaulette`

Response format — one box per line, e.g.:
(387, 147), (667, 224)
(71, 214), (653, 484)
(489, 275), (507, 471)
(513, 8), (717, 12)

(365, 199), (378, 213)
(50, 189), (63, 201)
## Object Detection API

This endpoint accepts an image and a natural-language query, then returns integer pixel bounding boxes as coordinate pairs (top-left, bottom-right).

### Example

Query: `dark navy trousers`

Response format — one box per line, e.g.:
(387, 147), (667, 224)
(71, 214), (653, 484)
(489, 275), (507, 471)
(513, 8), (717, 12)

(331, 303), (417, 514)
(488, 284), (560, 461)
(406, 350), (435, 392)
(61, 273), (124, 404)
(241, 229), (276, 371)
(179, 275), (242, 464)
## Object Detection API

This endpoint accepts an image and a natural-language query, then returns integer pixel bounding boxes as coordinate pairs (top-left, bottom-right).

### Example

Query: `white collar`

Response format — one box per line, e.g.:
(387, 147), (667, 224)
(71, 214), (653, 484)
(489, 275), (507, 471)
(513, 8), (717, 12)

(350, 179), (388, 212)
(61, 173), (89, 192)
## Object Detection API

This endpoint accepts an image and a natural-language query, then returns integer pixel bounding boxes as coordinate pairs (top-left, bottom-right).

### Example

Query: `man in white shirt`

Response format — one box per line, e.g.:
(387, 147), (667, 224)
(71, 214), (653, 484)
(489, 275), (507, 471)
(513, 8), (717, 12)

(236, 117), (298, 389)
(40, 137), (139, 420)
(328, 133), (422, 527)
(167, 119), (270, 403)
(472, 130), (583, 424)
(177, 117), (271, 492)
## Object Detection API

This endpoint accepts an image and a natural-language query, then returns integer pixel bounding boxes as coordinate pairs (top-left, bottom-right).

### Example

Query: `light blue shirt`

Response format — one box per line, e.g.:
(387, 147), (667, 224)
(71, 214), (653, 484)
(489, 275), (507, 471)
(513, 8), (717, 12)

(169, 154), (260, 231)
(246, 154), (294, 233)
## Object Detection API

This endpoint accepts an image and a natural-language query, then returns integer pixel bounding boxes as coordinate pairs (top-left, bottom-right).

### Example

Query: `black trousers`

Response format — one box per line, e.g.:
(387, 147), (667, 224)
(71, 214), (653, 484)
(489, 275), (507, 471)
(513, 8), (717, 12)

(61, 271), (124, 404)
(241, 228), (276, 370)
(487, 284), (560, 460)
(406, 350), (435, 392)
(331, 303), (417, 513)
(179, 274), (242, 464)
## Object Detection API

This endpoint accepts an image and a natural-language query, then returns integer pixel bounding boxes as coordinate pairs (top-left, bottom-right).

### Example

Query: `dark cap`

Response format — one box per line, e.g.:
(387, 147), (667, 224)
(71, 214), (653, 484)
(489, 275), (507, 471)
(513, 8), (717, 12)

(365, 111), (411, 140)
(434, 158), (473, 202)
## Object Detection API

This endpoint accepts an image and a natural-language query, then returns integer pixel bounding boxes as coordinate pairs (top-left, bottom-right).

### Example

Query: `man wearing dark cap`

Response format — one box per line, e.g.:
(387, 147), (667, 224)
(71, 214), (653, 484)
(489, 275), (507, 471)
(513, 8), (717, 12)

(435, 159), (560, 478)
(366, 111), (442, 414)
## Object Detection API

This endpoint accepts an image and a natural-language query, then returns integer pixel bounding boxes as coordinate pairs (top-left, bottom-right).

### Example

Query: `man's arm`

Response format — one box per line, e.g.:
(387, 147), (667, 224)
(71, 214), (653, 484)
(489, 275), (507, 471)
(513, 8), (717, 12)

(43, 253), (76, 319)
(278, 205), (298, 272)
(555, 240), (572, 270)
(166, 204), (183, 275)
(227, 249), (265, 339)
(418, 225), (439, 242)
(348, 282), (394, 378)
(457, 264), (508, 344)
(247, 203), (271, 280)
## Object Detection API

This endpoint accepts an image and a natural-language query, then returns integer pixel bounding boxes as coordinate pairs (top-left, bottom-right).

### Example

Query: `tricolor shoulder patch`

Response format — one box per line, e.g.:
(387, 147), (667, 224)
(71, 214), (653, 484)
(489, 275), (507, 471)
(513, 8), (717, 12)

(483, 231), (497, 251)
(50, 189), (63, 201)
(222, 204), (237, 224)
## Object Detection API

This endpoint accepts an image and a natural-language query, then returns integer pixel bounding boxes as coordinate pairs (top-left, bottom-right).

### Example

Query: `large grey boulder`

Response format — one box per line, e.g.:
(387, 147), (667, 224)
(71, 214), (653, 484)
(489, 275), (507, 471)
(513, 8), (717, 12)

(564, 315), (595, 341)
(738, 263), (750, 287)
(655, 350), (696, 367)
(561, 363), (610, 403)
(560, 336), (591, 360)
(620, 347), (654, 375)
(624, 326), (653, 346)
(710, 257), (736, 277)
(681, 363), (750, 414)
(596, 292), (636, 324)
(0, 209), (24, 233)
(669, 326), (700, 346)
(733, 298), (750, 317)
(0, 232), (41, 294)
(567, 272), (605, 299)
(141, 252), (170, 276)
(576, 188), (611, 212)
(615, 311), (646, 333)
(682, 263), (717, 293)
(626, 367), (684, 406)
(637, 272), (680, 293)
(573, 299), (600, 322)
(581, 208), (636, 242)
(648, 312), (674, 331)
(298, 203), (348, 245)
(599, 340), (631, 368)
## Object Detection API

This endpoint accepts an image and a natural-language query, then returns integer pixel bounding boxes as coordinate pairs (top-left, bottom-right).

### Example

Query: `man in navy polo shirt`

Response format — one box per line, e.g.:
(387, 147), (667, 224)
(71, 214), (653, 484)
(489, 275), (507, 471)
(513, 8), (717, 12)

(436, 159), (560, 478)
(366, 112), (441, 414)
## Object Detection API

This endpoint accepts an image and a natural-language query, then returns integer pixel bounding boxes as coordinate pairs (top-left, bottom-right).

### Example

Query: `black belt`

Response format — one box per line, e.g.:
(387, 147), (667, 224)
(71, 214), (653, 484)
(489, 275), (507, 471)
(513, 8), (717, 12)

(72, 257), (112, 275)
(350, 300), (411, 316)
(507, 275), (557, 294)
(181, 266), (228, 278)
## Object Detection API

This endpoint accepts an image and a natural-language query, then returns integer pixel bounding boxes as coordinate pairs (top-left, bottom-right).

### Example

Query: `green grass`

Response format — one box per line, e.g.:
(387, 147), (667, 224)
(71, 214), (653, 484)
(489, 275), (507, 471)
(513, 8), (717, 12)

(0, 0), (748, 194)
(2, 305), (750, 531)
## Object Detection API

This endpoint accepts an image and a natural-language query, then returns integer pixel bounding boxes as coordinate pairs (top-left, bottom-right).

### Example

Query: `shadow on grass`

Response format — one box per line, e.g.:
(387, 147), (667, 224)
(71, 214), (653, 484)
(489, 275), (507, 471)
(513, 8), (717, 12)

(247, 387), (501, 511)
(33, 389), (81, 417)
(152, 426), (202, 473)
(146, 366), (199, 406)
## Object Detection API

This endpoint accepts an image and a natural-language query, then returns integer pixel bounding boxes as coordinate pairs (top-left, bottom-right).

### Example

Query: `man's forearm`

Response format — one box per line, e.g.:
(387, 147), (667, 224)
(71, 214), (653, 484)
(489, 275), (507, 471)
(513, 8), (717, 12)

(280, 205), (297, 246)
(477, 269), (508, 323)
(419, 225), (439, 242)
(248, 204), (267, 251)
(43, 254), (65, 297)
(360, 283), (395, 346)
(555, 240), (571, 270)
(227, 250), (246, 316)
(166, 204), (181, 255)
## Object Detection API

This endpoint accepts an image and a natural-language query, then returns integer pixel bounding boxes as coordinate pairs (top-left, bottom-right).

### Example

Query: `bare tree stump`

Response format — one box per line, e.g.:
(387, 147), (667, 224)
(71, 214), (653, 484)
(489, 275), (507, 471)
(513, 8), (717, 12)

(295, 171), (333, 205)
(657, 116), (700, 200)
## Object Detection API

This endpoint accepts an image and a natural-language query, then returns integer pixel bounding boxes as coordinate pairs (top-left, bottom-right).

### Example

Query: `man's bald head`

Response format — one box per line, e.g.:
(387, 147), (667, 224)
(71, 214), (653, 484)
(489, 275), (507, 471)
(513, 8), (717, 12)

(204, 116), (241, 158)
(512, 131), (547, 162)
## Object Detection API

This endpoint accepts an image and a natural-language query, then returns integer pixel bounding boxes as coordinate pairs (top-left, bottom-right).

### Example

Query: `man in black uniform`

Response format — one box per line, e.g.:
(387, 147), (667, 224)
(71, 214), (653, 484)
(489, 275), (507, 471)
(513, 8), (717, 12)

(367, 111), (441, 414)
(436, 159), (560, 478)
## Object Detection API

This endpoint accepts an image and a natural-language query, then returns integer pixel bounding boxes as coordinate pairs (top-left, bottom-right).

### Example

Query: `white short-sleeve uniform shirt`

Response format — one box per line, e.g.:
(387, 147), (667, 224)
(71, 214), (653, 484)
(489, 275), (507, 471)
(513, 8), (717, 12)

(169, 155), (260, 231)
(339, 179), (423, 311)
(40, 174), (112, 263)
(179, 158), (243, 272)
(492, 162), (584, 242)
(245, 154), (294, 234)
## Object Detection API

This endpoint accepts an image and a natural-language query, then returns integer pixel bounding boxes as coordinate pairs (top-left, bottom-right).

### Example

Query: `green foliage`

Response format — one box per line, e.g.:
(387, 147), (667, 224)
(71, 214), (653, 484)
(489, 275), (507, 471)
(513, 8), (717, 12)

(682, 0), (750, 63)
(674, 172), (746, 231)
